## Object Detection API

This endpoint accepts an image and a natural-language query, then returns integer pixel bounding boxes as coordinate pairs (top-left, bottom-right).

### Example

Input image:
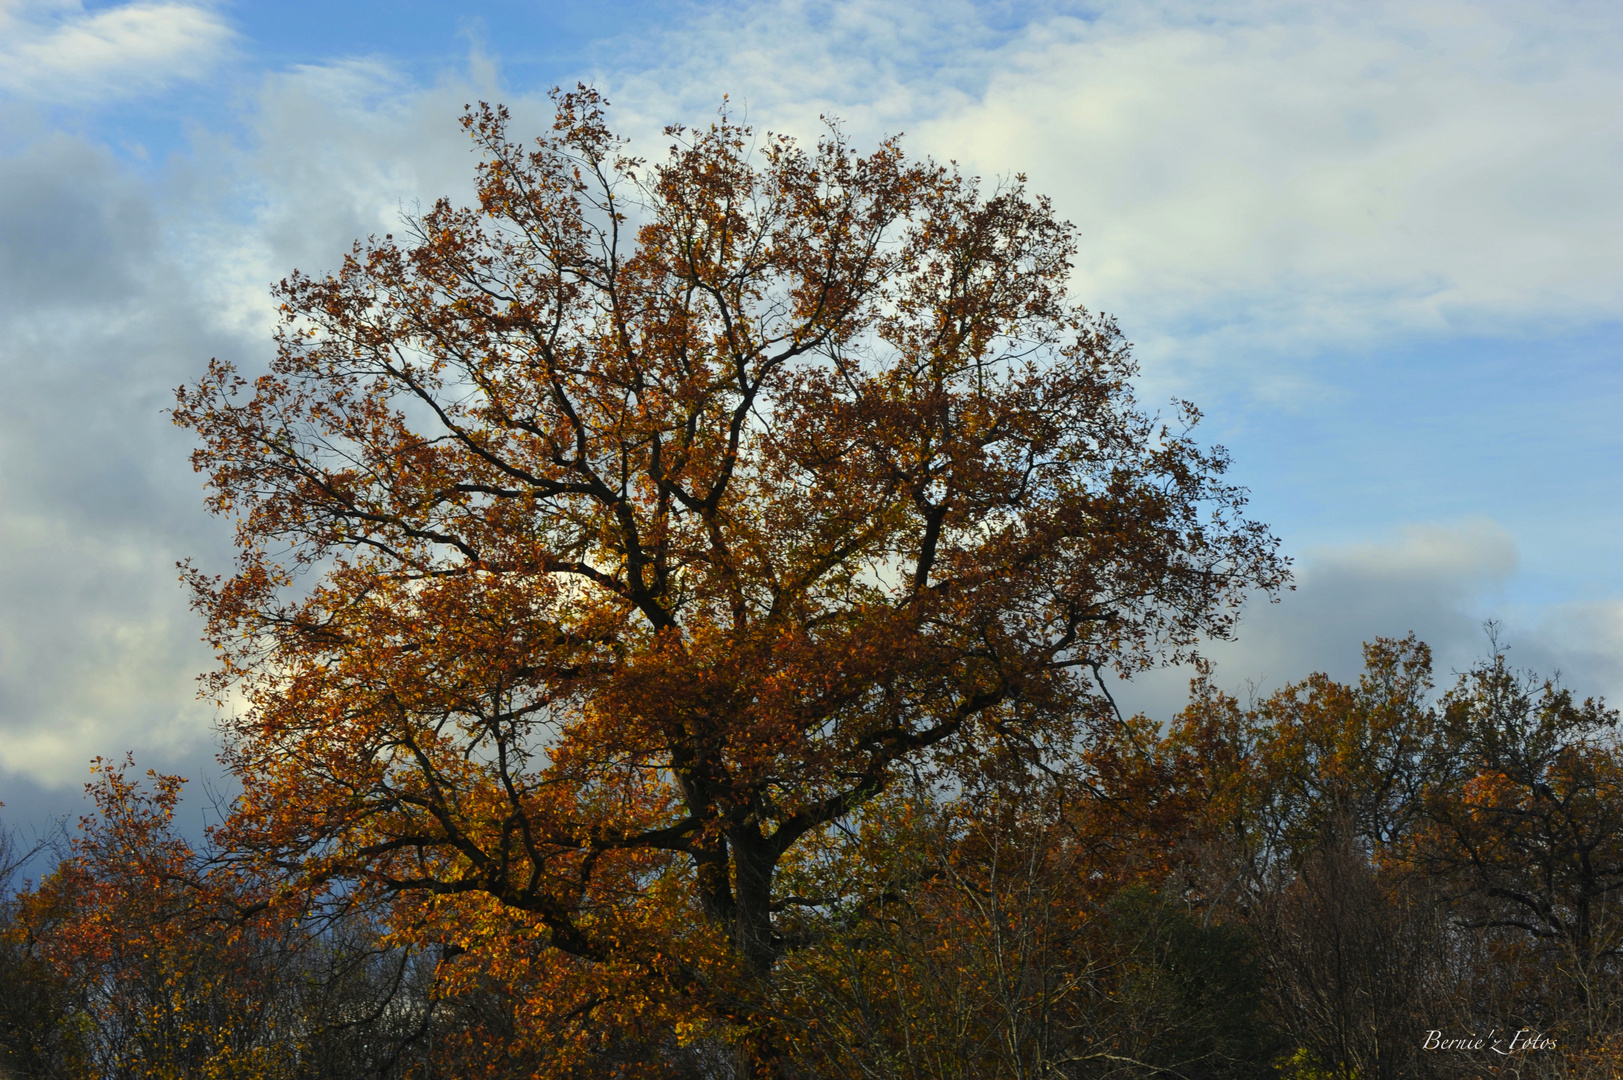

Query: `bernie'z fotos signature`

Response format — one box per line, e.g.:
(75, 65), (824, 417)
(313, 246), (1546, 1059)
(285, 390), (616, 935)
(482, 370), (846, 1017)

(1423, 1029), (1557, 1055)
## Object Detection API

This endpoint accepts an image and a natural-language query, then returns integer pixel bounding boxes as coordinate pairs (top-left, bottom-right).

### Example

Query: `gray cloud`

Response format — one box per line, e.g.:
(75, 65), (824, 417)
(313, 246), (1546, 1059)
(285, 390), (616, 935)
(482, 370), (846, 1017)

(0, 60), (526, 836)
(0, 131), (235, 838)
(0, 136), (159, 311)
(1117, 518), (1621, 721)
(1224, 519), (1518, 682)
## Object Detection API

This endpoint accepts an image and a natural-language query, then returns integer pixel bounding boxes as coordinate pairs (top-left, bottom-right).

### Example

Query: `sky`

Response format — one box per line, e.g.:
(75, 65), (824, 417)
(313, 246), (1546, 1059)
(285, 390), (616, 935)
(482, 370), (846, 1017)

(1, 0), (1620, 841)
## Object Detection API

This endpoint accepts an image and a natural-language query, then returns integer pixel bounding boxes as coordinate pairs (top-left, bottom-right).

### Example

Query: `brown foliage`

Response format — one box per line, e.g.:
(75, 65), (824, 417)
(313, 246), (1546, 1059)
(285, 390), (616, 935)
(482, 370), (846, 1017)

(774, 777), (1276, 1080)
(8, 759), (294, 1080)
(1144, 637), (1623, 1079)
(171, 88), (1286, 1074)
(12, 634), (1623, 1077)
(1416, 649), (1623, 1046)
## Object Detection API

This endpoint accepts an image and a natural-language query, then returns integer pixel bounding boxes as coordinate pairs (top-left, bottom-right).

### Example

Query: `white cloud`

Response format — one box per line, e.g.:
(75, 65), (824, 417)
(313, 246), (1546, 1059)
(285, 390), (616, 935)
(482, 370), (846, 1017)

(0, 0), (233, 104)
(923, 4), (1623, 353)
(166, 58), (513, 348)
(601, 0), (1623, 384)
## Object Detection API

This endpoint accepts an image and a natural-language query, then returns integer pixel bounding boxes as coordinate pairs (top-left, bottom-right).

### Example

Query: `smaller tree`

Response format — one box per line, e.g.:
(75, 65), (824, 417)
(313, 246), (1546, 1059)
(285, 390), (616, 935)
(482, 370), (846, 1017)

(1146, 638), (1452, 1079)
(11, 759), (296, 1080)
(1253, 827), (1453, 1080)
(1417, 649), (1623, 1041)
(774, 772), (1277, 1080)
(0, 815), (88, 1080)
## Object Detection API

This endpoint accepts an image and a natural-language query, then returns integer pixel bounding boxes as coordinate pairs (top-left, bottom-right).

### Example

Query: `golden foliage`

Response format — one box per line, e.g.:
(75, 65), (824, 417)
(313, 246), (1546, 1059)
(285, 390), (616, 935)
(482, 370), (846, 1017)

(171, 88), (1286, 1074)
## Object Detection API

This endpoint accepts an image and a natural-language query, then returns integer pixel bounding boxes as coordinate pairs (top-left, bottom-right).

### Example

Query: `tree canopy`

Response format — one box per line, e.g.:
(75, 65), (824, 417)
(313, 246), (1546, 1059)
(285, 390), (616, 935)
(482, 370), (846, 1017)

(171, 87), (1286, 1074)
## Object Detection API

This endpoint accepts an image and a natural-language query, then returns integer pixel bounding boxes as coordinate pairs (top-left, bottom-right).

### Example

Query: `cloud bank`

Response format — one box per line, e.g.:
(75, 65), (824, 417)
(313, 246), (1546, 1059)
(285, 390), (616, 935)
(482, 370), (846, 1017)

(1120, 517), (1623, 720)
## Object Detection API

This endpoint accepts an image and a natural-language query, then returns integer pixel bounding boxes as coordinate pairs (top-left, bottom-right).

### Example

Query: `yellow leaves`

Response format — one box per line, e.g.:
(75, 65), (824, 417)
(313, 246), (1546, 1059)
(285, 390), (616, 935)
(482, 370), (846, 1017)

(4, 762), (306, 1080)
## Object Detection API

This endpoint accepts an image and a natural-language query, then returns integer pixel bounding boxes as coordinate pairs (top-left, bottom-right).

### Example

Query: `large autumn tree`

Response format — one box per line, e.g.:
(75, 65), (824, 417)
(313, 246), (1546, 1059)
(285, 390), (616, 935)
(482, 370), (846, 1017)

(175, 87), (1286, 1075)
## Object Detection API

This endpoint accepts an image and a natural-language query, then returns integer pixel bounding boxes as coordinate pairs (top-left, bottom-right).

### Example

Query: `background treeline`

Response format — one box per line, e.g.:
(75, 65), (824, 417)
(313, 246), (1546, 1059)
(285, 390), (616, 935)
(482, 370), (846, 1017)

(3, 634), (1621, 1079)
